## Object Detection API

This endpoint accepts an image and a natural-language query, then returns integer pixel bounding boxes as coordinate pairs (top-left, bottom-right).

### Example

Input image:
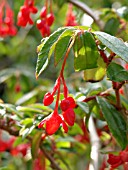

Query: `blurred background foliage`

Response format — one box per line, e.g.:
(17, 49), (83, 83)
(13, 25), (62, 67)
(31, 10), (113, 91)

(0, 0), (128, 170)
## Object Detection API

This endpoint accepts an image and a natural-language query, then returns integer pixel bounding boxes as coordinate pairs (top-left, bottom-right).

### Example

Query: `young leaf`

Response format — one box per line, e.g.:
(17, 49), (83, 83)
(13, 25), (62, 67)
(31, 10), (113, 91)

(36, 27), (68, 78)
(31, 131), (42, 159)
(95, 31), (128, 62)
(107, 62), (128, 82)
(54, 28), (75, 66)
(97, 96), (127, 149)
(84, 56), (106, 82)
(74, 31), (99, 71)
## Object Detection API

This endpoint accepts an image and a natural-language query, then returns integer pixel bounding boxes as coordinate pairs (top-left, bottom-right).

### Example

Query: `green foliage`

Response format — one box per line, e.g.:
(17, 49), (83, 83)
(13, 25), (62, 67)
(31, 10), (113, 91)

(0, 1), (128, 170)
(97, 97), (127, 149)
(107, 62), (128, 82)
(95, 31), (128, 62)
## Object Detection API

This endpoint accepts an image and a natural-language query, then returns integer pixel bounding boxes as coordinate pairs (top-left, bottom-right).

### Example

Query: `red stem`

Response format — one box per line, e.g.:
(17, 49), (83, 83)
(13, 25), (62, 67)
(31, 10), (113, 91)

(54, 77), (61, 112)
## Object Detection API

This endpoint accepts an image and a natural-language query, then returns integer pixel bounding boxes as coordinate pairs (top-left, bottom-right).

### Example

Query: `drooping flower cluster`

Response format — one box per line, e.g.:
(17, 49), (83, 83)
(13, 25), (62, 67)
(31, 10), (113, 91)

(0, 132), (29, 156)
(38, 75), (76, 135)
(107, 147), (128, 169)
(65, 4), (78, 26)
(0, 0), (17, 37)
(17, 0), (38, 27)
(36, 2), (55, 37)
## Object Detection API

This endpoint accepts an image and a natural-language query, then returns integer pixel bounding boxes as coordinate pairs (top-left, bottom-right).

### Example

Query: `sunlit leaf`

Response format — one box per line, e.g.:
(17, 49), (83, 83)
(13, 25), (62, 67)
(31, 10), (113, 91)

(95, 31), (128, 62)
(74, 31), (99, 71)
(36, 27), (69, 77)
(84, 56), (106, 82)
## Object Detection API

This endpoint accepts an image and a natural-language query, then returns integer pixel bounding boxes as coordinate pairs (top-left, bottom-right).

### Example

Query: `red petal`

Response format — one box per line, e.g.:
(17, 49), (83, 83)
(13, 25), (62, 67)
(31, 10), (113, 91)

(46, 113), (62, 135)
(107, 154), (122, 168)
(63, 108), (75, 126)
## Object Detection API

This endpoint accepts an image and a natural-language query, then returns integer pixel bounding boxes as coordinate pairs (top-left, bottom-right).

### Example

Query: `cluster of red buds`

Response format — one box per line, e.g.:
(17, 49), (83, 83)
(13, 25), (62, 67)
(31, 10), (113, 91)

(107, 147), (128, 169)
(38, 73), (76, 135)
(36, 1), (55, 37)
(65, 4), (78, 26)
(0, 0), (17, 37)
(17, 0), (38, 27)
(0, 132), (29, 156)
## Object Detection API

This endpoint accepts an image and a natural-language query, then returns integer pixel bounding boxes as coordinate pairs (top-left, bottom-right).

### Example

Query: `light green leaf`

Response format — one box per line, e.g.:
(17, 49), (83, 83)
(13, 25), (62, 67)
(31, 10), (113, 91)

(54, 28), (75, 65)
(36, 27), (69, 78)
(107, 62), (128, 82)
(74, 31), (99, 71)
(84, 56), (106, 82)
(95, 31), (128, 62)
(77, 101), (89, 114)
(97, 96), (127, 149)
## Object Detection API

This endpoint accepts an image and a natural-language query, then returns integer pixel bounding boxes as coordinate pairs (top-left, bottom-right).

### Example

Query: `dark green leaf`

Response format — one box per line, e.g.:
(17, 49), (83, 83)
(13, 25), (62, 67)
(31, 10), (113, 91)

(107, 62), (128, 82)
(54, 28), (75, 65)
(104, 18), (120, 35)
(36, 27), (68, 78)
(95, 31), (128, 62)
(97, 97), (127, 149)
(74, 31), (99, 71)
(31, 131), (42, 159)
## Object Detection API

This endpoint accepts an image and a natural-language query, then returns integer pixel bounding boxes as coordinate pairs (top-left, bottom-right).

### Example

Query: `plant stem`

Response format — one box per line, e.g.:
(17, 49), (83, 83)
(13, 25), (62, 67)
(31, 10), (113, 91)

(40, 145), (63, 170)
(115, 89), (122, 110)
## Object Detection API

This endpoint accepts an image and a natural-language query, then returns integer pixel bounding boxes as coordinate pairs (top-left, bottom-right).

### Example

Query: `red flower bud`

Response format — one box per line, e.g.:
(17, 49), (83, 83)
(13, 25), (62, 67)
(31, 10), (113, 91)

(36, 19), (45, 30)
(60, 97), (76, 111)
(46, 13), (54, 26)
(63, 108), (75, 126)
(40, 6), (47, 18)
(43, 92), (54, 106)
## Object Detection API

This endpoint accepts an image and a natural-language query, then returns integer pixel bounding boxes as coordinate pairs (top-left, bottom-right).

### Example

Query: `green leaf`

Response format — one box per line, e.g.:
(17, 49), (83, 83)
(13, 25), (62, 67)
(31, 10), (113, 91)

(77, 101), (89, 114)
(84, 56), (106, 82)
(74, 31), (99, 71)
(36, 27), (69, 78)
(97, 97), (127, 149)
(95, 31), (128, 62)
(20, 125), (35, 139)
(54, 28), (75, 65)
(31, 131), (42, 159)
(104, 18), (120, 35)
(107, 62), (128, 82)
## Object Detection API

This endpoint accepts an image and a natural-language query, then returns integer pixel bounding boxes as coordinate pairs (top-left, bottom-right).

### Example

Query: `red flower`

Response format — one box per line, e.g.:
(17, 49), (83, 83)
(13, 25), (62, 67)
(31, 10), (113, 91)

(108, 149), (128, 169)
(38, 111), (68, 135)
(0, 1), (17, 37)
(17, 0), (37, 27)
(108, 154), (122, 168)
(65, 4), (78, 26)
(11, 143), (30, 156)
(60, 97), (76, 111)
(63, 108), (75, 126)
(43, 92), (54, 106)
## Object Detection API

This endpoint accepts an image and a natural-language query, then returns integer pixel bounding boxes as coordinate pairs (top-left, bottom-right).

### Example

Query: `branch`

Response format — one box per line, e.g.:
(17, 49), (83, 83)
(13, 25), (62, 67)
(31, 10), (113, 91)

(40, 145), (63, 170)
(68, 0), (104, 30)
(0, 119), (19, 136)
